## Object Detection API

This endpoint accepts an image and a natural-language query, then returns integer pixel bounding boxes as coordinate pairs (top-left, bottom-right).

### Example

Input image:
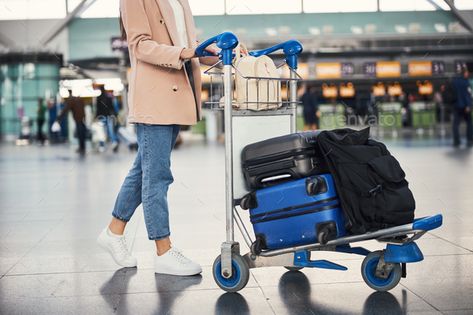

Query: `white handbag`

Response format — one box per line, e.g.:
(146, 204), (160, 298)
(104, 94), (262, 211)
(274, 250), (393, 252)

(234, 44), (282, 111)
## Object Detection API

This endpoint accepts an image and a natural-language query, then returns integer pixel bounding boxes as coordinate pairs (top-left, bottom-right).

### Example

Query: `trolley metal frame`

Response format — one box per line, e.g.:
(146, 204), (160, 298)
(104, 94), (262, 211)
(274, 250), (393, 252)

(195, 32), (443, 292)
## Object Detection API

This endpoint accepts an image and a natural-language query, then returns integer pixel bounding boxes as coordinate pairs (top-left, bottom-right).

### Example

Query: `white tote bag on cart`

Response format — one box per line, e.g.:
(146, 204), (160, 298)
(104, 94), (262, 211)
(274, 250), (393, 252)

(224, 44), (282, 111)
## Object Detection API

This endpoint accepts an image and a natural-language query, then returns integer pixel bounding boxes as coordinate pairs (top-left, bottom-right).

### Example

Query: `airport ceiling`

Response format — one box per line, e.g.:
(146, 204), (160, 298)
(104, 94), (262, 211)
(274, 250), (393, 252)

(0, 0), (473, 20)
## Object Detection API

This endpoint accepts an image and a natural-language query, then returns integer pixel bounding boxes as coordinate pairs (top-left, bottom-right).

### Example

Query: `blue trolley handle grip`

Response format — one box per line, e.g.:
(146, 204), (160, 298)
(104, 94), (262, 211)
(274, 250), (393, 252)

(195, 32), (239, 65)
(249, 40), (303, 70)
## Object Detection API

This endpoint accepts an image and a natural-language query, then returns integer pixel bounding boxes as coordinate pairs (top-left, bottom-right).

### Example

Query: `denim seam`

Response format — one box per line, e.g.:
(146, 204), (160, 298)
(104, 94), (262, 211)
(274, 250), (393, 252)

(149, 233), (171, 241)
(112, 213), (130, 223)
(142, 125), (156, 239)
(112, 148), (142, 221)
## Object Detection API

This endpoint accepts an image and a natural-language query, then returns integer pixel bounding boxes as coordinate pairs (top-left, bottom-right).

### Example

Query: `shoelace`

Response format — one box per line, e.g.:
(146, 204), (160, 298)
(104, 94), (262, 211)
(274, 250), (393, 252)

(169, 248), (191, 264)
(114, 236), (130, 257)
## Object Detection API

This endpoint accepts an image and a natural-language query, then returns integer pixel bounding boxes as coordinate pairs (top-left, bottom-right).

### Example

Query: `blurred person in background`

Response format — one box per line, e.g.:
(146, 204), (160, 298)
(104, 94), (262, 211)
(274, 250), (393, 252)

(56, 90), (87, 155)
(300, 85), (319, 130)
(36, 97), (46, 145)
(440, 82), (456, 124)
(452, 69), (473, 147)
(95, 84), (119, 152)
(97, 0), (219, 277)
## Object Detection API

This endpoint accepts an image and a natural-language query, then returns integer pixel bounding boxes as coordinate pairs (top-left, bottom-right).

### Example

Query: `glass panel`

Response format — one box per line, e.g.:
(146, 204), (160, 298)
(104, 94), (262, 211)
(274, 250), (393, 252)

(0, 0), (66, 20)
(225, 0), (302, 15)
(188, 0), (225, 15)
(38, 80), (59, 100)
(0, 0), (28, 20)
(36, 64), (60, 78)
(456, 0), (473, 10)
(380, 0), (436, 11)
(20, 79), (37, 99)
(67, 0), (81, 13)
(303, 0), (377, 13)
(79, 0), (119, 18)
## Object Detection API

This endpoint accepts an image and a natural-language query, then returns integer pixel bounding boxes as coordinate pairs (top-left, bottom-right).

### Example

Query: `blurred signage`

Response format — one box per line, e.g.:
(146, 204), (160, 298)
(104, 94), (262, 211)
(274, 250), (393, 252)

(432, 61), (445, 75)
(316, 62), (341, 79)
(408, 61), (432, 76)
(454, 60), (467, 73)
(111, 37), (128, 52)
(363, 62), (376, 77)
(341, 63), (355, 77)
(376, 61), (401, 78)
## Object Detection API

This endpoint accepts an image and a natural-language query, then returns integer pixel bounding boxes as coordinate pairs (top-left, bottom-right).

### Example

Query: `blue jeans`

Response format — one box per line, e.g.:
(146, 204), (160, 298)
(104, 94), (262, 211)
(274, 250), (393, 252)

(112, 124), (180, 240)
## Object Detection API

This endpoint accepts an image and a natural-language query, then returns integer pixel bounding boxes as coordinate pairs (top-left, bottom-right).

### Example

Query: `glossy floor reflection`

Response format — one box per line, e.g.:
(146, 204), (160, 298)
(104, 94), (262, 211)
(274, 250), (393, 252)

(0, 139), (472, 315)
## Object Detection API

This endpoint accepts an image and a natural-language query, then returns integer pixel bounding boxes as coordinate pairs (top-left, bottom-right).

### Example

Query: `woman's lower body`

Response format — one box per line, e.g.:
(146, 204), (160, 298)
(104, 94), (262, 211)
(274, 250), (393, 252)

(97, 123), (202, 276)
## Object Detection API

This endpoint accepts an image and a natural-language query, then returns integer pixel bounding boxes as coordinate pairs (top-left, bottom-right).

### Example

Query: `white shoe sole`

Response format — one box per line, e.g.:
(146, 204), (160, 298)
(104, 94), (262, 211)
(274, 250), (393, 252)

(154, 267), (202, 276)
(97, 234), (137, 268)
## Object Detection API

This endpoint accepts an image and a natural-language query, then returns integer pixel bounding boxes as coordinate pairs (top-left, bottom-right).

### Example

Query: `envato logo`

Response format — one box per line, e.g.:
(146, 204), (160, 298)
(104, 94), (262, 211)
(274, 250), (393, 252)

(321, 108), (401, 127)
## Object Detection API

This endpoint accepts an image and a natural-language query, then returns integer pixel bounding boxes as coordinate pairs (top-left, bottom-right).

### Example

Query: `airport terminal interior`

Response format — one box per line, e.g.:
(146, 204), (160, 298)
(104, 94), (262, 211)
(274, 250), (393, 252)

(1, 1), (473, 314)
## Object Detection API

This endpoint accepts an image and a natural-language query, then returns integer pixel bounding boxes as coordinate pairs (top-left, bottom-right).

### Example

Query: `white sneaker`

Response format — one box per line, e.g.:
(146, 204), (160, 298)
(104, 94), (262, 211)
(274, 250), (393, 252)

(154, 247), (202, 276)
(97, 227), (137, 268)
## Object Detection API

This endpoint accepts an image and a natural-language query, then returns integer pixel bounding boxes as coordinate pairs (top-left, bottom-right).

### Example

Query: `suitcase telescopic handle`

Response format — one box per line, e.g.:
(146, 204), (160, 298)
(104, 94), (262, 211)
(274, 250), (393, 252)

(249, 40), (303, 70)
(195, 32), (238, 65)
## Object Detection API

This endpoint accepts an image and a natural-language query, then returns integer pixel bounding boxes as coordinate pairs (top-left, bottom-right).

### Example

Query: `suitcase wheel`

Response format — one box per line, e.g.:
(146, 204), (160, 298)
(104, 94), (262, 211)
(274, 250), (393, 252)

(361, 251), (402, 292)
(250, 235), (266, 255)
(240, 196), (251, 210)
(240, 193), (257, 210)
(306, 176), (328, 196)
(213, 254), (250, 292)
(317, 222), (337, 245)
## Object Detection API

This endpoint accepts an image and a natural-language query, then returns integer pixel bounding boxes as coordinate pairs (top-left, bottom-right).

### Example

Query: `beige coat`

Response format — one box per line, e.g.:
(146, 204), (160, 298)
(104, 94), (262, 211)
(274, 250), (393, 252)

(120, 0), (202, 125)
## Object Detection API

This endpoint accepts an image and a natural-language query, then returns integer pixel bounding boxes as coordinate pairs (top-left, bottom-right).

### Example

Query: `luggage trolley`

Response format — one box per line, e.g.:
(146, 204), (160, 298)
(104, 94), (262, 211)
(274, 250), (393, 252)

(195, 33), (443, 293)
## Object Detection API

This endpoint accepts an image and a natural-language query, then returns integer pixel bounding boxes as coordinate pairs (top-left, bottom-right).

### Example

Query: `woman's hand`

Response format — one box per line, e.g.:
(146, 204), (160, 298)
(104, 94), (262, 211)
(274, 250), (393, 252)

(204, 43), (220, 56)
(180, 48), (196, 60)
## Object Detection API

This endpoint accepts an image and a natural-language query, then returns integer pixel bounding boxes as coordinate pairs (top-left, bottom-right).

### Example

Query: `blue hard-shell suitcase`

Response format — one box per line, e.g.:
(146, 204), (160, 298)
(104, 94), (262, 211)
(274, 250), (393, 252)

(248, 174), (346, 251)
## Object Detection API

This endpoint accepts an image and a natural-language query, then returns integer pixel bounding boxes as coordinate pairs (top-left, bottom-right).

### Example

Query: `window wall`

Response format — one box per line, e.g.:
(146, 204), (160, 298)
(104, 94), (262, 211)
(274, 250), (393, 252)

(0, 62), (60, 136)
(1, 0), (473, 20)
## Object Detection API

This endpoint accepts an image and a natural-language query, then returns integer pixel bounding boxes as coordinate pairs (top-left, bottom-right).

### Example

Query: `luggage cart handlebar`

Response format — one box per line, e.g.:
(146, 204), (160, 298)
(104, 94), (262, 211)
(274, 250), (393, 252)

(249, 40), (303, 69)
(195, 32), (238, 65)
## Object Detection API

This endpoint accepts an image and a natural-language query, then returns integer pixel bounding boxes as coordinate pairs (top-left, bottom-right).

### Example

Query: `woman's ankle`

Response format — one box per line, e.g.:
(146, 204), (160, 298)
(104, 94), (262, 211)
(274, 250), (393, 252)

(109, 217), (126, 235)
(156, 238), (172, 256)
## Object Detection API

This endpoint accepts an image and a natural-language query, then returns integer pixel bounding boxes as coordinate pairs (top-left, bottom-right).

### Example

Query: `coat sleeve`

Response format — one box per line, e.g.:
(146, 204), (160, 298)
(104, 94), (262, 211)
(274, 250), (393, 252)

(121, 0), (184, 69)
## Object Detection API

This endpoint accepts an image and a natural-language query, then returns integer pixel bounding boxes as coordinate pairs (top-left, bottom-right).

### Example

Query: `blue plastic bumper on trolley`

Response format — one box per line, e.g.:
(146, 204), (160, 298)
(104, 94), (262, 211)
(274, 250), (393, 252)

(195, 32), (238, 65)
(249, 40), (303, 70)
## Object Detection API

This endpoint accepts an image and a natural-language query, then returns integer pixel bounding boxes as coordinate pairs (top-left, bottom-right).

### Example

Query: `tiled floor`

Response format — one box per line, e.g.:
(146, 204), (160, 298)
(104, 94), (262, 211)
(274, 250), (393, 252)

(0, 137), (472, 315)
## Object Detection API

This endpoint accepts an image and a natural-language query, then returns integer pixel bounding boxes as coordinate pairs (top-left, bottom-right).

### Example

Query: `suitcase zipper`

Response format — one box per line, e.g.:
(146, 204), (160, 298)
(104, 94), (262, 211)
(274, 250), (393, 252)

(251, 201), (340, 224)
(250, 197), (339, 221)
(244, 148), (317, 168)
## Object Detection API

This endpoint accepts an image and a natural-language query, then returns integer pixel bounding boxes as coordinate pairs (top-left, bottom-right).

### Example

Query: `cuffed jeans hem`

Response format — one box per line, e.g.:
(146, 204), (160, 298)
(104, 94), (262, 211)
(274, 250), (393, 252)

(148, 233), (170, 241)
(112, 213), (131, 223)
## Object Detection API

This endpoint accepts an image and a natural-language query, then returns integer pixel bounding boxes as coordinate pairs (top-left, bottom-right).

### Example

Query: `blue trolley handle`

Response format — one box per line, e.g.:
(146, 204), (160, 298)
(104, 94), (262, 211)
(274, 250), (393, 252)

(249, 40), (303, 70)
(195, 32), (239, 65)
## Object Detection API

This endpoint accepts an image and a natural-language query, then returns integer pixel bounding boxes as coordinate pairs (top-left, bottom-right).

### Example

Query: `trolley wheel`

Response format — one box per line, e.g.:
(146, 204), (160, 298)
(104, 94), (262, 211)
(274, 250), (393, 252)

(212, 254), (250, 292)
(285, 266), (304, 272)
(361, 251), (402, 292)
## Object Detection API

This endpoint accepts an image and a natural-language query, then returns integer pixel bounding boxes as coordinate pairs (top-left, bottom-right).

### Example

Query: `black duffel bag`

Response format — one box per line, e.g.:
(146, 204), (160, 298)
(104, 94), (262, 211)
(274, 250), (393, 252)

(316, 127), (415, 234)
